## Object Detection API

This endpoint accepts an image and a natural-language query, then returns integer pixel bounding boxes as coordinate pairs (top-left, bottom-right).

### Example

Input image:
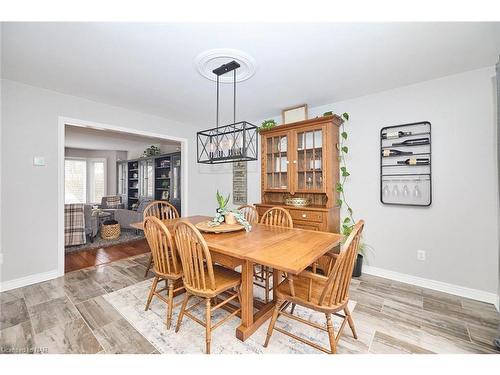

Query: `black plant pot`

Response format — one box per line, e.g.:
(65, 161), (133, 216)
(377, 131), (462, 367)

(352, 254), (363, 277)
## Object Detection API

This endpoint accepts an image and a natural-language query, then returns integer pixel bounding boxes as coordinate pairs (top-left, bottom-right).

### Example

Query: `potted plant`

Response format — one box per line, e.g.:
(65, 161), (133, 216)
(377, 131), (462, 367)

(258, 119), (277, 133)
(142, 145), (161, 157)
(210, 191), (251, 231)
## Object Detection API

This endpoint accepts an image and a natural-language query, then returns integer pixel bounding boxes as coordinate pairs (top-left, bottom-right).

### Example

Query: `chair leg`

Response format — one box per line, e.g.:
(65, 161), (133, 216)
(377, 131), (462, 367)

(205, 298), (212, 354)
(145, 276), (159, 311)
(175, 293), (190, 333)
(166, 280), (174, 329)
(144, 254), (153, 277)
(236, 286), (242, 306)
(264, 267), (270, 303)
(264, 299), (283, 348)
(344, 306), (357, 339)
(290, 303), (296, 315)
(325, 313), (337, 354)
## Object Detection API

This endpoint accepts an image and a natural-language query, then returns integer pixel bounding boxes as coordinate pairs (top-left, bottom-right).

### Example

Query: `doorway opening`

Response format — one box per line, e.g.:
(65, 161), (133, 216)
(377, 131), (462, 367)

(58, 117), (188, 274)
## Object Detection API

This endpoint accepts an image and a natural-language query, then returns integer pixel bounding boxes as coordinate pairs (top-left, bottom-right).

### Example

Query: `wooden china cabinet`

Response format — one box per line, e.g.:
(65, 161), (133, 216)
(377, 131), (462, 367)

(255, 115), (343, 232)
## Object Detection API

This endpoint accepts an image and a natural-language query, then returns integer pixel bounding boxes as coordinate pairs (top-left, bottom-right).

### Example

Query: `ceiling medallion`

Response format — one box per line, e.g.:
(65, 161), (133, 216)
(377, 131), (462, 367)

(194, 48), (257, 83)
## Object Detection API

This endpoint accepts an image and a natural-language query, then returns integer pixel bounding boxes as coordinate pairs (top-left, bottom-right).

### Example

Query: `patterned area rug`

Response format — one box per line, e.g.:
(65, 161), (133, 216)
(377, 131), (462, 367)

(65, 229), (145, 254)
(104, 278), (356, 354)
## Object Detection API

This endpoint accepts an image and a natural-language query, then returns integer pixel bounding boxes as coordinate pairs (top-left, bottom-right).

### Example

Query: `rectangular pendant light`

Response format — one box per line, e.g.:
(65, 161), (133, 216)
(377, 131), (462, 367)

(196, 60), (258, 164)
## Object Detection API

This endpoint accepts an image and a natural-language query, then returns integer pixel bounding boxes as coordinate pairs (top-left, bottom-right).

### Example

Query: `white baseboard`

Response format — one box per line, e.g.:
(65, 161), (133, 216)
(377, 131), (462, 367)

(0, 269), (60, 292)
(363, 265), (499, 311)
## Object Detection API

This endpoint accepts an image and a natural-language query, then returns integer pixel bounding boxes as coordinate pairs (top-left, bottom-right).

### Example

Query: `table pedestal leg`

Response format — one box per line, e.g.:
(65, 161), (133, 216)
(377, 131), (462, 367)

(236, 261), (277, 341)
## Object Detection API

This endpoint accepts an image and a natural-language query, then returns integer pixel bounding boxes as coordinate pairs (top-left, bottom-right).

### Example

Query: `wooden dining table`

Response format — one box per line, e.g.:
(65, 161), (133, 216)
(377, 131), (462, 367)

(131, 215), (343, 341)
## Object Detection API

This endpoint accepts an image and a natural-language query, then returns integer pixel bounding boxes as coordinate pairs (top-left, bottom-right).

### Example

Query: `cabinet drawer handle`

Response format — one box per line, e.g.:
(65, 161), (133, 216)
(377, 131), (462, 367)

(302, 214), (306, 218)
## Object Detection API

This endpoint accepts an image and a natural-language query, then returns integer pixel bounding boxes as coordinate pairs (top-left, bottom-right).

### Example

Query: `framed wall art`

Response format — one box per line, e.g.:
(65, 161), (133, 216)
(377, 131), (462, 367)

(282, 104), (308, 124)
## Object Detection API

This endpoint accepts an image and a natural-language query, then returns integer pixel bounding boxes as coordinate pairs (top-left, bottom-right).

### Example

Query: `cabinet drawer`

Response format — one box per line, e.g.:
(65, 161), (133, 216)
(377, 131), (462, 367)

(289, 209), (323, 223)
(293, 220), (322, 231)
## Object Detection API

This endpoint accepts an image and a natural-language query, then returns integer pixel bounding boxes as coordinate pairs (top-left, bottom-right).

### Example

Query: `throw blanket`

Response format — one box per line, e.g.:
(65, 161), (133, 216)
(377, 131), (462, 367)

(65, 204), (86, 246)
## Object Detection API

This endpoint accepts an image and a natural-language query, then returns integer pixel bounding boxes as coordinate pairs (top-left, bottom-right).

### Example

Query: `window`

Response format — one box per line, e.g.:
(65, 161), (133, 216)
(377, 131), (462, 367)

(65, 159), (87, 203)
(65, 158), (107, 204)
(89, 160), (106, 203)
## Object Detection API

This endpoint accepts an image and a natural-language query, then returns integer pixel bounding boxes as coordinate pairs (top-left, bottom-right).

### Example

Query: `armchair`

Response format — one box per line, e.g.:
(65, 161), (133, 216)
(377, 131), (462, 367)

(112, 198), (153, 230)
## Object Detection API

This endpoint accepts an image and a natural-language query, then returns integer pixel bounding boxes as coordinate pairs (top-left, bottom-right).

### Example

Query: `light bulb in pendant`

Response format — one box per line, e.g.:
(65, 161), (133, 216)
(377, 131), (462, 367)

(413, 185), (421, 199)
(383, 185), (390, 197)
(402, 185), (410, 198)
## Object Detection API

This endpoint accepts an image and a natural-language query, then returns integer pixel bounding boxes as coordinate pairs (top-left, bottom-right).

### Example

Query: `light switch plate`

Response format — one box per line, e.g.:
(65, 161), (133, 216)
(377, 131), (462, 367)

(33, 156), (46, 166)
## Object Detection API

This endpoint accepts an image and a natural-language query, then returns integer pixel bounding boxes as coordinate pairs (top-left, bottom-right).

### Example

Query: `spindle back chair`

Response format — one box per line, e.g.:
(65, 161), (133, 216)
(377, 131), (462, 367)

(259, 207), (293, 228)
(173, 220), (242, 354)
(143, 216), (184, 329)
(264, 220), (365, 354)
(237, 204), (259, 225)
(143, 200), (180, 276)
(255, 206), (294, 303)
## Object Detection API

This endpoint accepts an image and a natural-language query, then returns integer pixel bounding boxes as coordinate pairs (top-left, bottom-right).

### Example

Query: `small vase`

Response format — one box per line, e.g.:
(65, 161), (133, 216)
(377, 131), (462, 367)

(224, 212), (237, 225)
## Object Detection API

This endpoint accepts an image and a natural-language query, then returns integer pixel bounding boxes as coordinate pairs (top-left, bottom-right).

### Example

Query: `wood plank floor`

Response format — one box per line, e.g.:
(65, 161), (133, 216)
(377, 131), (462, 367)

(64, 239), (150, 273)
(1, 253), (499, 354)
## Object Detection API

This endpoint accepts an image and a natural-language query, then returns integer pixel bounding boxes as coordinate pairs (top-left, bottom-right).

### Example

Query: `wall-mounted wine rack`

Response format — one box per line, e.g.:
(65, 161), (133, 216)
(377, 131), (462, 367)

(380, 121), (432, 206)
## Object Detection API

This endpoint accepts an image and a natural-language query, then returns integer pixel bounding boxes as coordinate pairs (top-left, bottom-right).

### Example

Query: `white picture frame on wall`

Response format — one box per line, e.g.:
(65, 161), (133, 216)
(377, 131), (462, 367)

(282, 104), (308, 124)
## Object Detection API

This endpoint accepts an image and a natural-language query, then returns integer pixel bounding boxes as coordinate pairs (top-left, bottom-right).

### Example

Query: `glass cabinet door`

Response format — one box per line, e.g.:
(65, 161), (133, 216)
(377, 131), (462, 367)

(170, 154), (181, 215)
(117, 163), (126, 195)
(295, 127), (325, 192)
(264, 133), (289, 190)
(139, 159), (154, 198)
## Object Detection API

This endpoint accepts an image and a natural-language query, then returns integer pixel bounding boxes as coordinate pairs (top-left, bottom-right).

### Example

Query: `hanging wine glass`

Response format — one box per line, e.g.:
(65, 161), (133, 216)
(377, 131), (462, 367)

(383, 184), (390, 198)
(413, 184), (422, 199)
(402, 184), (410, 198)
(392, 185), (400, 198)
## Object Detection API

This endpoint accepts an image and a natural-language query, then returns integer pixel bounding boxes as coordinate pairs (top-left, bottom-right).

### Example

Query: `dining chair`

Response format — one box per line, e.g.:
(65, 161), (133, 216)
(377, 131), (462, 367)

(143, 216), (185, 329)
(173, 220), (242, 354)
(143, 200), (180, 277)
(237, 204), (259, 225)
(255, 207), (294, 303)
(260, 206), (293, 228)
(263, 220), (364, 354)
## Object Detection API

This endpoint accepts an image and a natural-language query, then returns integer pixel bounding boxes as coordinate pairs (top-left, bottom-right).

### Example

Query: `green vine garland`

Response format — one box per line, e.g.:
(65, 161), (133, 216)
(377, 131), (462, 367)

(324, 111), (355, 237)
(336, 112), (356, 237)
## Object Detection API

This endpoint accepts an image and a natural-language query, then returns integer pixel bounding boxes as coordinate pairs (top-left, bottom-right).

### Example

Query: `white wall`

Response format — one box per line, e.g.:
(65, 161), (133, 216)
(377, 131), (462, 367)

(250, 67), (498, 295)
(0, 79), (196, 284)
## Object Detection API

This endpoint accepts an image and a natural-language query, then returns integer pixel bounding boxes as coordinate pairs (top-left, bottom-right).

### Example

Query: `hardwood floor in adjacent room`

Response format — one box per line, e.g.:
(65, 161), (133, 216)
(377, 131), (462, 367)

(64, 239), (150, 273)
(1, 254), (499, 354)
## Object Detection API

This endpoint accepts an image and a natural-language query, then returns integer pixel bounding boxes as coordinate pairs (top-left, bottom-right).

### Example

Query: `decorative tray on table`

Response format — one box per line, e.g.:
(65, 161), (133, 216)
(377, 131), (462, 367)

(195, 221), (245, 234)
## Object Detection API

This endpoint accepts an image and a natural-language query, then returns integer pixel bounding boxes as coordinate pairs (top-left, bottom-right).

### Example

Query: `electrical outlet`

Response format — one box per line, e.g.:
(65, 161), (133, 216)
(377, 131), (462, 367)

(417, 249), (426, 261)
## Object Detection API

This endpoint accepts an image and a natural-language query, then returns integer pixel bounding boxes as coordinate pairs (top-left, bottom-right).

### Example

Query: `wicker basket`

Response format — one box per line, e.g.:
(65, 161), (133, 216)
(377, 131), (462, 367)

(101, 223), (121, 240)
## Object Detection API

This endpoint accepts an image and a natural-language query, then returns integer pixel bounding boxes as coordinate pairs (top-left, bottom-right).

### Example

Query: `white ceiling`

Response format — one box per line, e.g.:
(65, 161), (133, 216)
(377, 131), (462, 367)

(65, 125), (180, 154)
(2, 22), (500, 126)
